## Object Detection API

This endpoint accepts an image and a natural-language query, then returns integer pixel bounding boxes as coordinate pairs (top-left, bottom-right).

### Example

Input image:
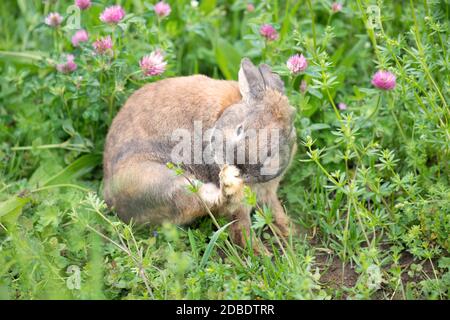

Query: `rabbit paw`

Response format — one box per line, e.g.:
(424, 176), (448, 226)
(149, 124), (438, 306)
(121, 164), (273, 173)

(198, 183), (221, 207)
(219, 165), (244, 199)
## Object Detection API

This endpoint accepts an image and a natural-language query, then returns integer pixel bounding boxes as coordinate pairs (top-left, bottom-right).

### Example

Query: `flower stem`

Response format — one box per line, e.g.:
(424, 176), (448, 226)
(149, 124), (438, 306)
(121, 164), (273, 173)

(306, 0), (317, 53)
(356, 0), (382, 63)
(363, 93), (382, 125)
(388, 99), (407, 141)
(326, 88), (342, 122)
(409, 0), (448, 109)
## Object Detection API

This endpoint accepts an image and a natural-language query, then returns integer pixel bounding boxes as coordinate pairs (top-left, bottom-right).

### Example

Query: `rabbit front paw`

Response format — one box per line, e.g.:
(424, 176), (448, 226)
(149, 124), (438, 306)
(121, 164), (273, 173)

(219, 164), (244, 199)
(198, 182), (222, 207)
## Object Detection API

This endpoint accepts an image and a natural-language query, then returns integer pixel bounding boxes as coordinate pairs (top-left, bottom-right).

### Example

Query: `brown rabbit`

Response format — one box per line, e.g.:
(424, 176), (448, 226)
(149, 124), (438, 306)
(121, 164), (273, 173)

(103, 58), (297, 248)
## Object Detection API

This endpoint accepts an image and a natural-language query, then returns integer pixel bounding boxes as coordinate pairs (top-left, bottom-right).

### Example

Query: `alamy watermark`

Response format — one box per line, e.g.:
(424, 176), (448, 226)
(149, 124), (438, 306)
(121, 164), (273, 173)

(170, 121), (284, 176)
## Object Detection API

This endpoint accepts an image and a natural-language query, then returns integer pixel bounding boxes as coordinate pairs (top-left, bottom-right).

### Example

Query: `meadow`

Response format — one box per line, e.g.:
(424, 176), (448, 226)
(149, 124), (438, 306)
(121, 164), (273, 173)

(0, 0), (449, 300)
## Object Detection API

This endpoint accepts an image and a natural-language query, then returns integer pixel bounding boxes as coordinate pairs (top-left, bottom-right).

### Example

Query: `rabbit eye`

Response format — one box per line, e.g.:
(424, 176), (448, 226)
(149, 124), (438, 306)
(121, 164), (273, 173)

(236, 125), (244, 136)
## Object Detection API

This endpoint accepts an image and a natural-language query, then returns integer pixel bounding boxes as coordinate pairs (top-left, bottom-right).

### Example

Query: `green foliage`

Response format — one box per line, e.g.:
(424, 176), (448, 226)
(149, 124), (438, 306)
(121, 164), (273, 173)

(0, 0), (448, 300)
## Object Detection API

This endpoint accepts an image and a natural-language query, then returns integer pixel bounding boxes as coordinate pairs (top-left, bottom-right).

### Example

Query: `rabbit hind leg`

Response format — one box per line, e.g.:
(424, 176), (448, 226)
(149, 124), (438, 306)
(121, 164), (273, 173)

(105, 160), (220, 225)
(253, 178), (291, 237)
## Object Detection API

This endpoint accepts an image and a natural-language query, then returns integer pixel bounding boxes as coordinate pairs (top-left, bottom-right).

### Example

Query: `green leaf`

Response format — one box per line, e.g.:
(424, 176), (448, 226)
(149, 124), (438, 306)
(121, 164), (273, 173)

(252, 212), (267, 230)
(200, 220), (235, 268)
(43, 154), (101, 187)
(0, 196), (30, 224)
(29, 160), (63, 188)
(308, 123), (331, 131)
(280, 0), (302, 40)
(213, 37), (241, 80)
(438, 257), (450, 270)
(200, 0), (217, 14)
(187, 228), (198, 260)
(38, 206), (60, 227)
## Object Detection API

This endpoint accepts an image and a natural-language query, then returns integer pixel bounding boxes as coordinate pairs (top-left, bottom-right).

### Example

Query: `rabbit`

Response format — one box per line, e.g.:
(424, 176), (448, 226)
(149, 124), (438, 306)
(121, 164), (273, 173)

(103, 58), (297, 249)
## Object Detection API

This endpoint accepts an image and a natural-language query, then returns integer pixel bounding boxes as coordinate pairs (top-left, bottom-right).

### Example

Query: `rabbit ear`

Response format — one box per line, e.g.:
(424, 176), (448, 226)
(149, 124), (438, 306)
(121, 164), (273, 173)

(238, 58), (265, 102)
(258, 64), (285, 94)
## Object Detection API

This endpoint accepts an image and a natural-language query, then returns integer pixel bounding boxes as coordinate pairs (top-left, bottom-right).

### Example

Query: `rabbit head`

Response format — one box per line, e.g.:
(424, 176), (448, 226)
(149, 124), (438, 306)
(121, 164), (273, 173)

(210, 58), (296, 183)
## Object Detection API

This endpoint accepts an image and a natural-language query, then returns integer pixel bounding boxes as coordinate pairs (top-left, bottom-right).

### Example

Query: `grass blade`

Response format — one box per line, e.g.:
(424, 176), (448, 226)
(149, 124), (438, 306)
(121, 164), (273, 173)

(200, 220), (236, 268)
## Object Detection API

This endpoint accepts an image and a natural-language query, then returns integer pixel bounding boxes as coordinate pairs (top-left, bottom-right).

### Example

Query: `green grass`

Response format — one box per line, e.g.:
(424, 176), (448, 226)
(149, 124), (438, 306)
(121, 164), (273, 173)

(0, 0), (449, 300)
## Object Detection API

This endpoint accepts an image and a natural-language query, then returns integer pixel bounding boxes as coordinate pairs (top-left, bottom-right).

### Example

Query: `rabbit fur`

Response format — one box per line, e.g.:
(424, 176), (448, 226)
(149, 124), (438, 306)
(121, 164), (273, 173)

(103, 58), (297, 248)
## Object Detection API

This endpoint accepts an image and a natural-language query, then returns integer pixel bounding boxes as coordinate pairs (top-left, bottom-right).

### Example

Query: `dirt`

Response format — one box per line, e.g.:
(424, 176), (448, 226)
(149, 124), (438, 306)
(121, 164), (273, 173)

(398, 251), (436, 283)
(315, 253), (359, 291)
(314, 249), (441, 300)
